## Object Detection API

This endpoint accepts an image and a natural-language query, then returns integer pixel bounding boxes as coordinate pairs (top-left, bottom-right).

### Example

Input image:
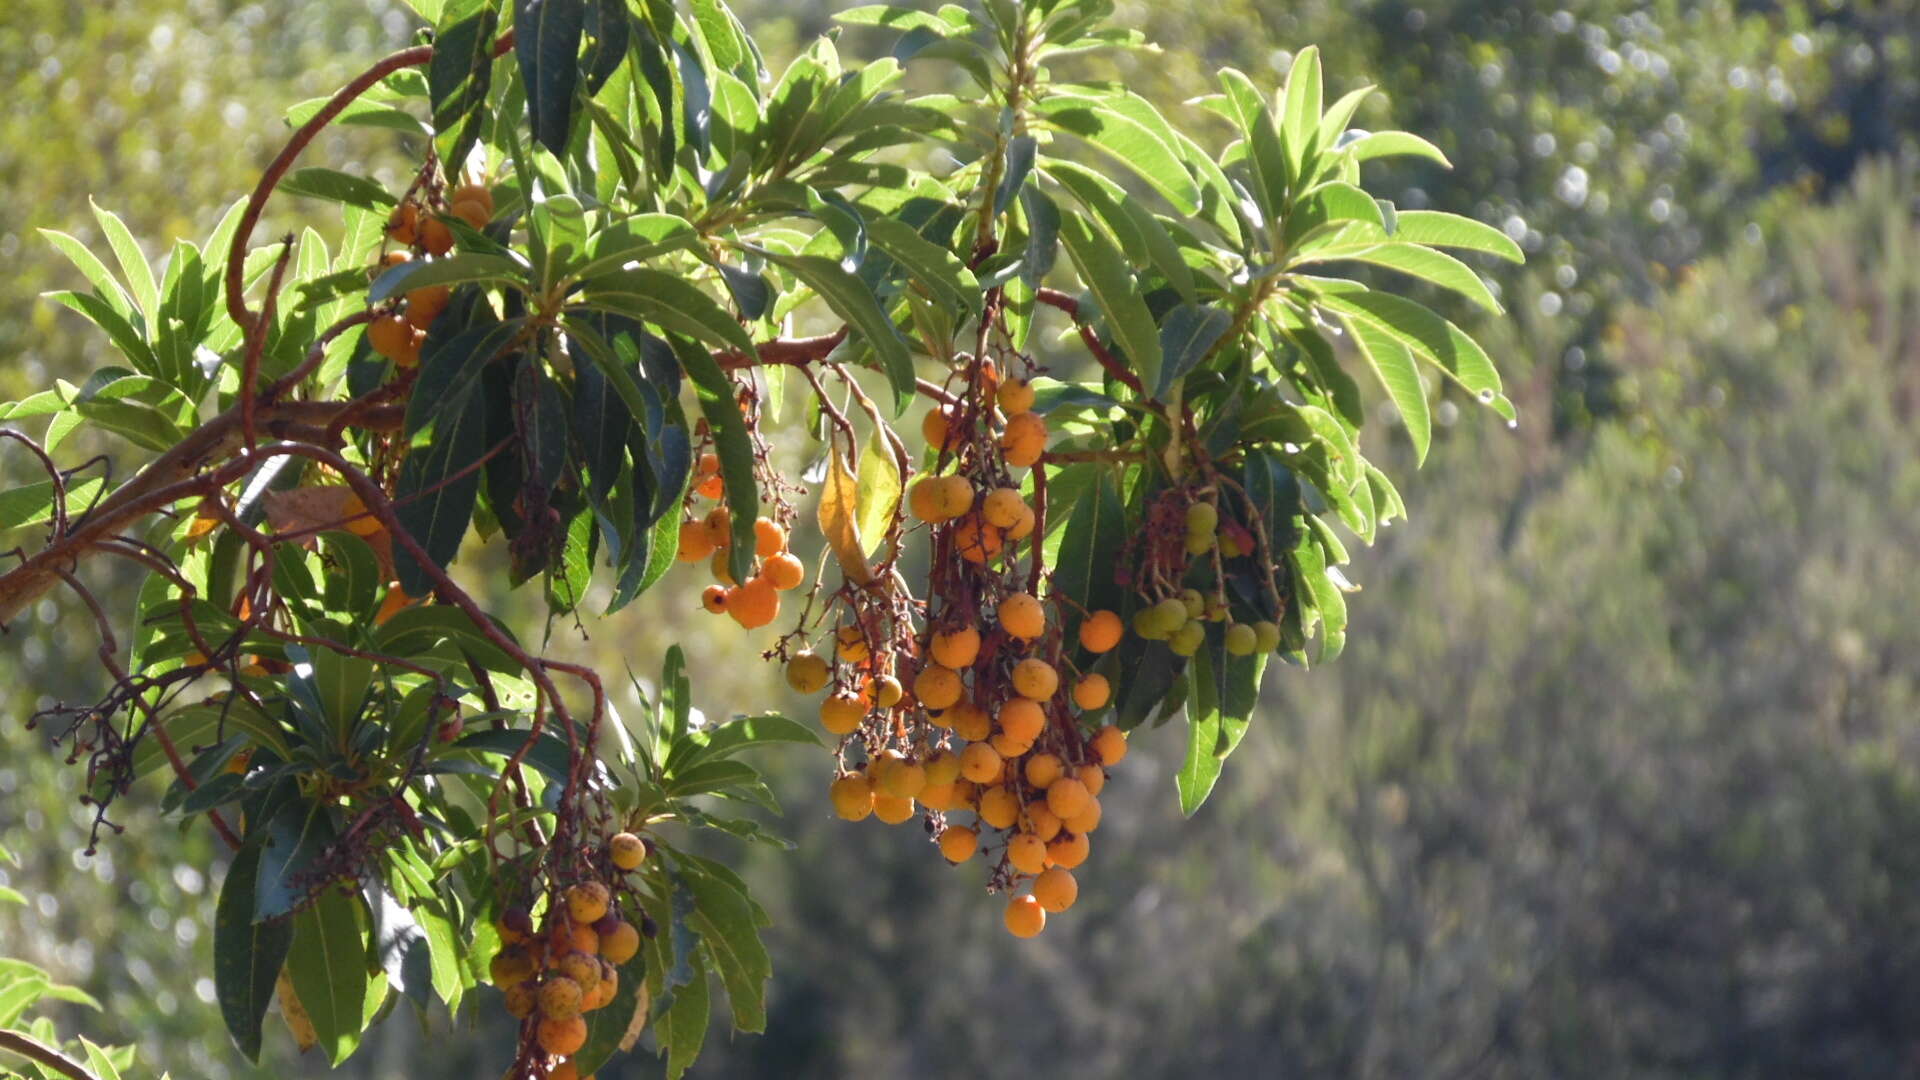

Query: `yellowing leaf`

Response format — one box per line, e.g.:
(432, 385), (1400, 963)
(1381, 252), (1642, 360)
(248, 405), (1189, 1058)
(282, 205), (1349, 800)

(816, 445), (872, 585)
(853, 430), (902, 558)
(275, 969), (318, 1053)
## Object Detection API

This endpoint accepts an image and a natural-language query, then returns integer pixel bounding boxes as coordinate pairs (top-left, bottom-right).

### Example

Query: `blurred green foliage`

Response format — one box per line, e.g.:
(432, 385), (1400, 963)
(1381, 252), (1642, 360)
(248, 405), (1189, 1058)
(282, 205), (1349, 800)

(3, 2), (1917, 1078)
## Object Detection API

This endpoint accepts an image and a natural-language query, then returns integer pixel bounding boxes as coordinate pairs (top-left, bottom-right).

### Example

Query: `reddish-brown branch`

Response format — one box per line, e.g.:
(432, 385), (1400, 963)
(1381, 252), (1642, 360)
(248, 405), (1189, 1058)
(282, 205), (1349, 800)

(1034, 287), (1148, 397)
(0, 1030), (101, 1080)
(716, 330), (847, 371)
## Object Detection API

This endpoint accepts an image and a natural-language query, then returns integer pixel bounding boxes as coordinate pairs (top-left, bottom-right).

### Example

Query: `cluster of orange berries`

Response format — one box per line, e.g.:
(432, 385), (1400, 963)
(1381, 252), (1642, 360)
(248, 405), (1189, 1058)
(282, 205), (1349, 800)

(675, 454), (807, 629)
(909, 379), (1048, 564)
(486, 832), (650, 1079)
(365, 182), (496, 368)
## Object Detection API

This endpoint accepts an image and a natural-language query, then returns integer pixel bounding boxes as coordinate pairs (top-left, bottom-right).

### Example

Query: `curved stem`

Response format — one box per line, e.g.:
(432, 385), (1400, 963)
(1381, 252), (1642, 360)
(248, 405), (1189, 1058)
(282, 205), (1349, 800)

(0, 1028), (104, 1080)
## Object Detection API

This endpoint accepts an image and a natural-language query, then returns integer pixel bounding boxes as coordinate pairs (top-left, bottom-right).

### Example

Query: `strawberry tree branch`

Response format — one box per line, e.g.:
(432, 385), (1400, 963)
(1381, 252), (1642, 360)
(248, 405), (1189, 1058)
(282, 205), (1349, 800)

(0, 1030), (101, 1080)
(1035, 287), (1147, 397)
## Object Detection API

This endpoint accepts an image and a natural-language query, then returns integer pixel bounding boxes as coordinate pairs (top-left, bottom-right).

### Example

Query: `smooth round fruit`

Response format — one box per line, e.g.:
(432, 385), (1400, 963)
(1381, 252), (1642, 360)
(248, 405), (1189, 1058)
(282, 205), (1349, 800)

(1023, 752), (1064, 790)
(450, 198), (489, 231)
(727, 577), (780, 629)
(835, 626), (870, 663)
(451, 182), (495, 217)
(872, 674), (904, 708)
(566, 883), (611, 925)
(696, 472), (725, 500)
(948, 703), (992, 742)
(923, 749), (963, 787)
(1169, 621), (1207, 657)
(997, 698), (1046, 744)
(913, 664), (964, 710)
(1012, 658), (1059, 701)
(608, 832), (647, 871)
(600, 920), (640, 965)
(908, 477), (947, 523)
(1185, 501), (1219, 535)
(708, 551), (737, 589)
(764, 552), (805, 591)
(939, 826), (978, 863)
(1091, 725), (1128, 766)
(1046, 830), (1090, 870)
(1064, 797), (1103, 834)
(1072, 674), (1111, 710)
(820, 694), (864, 736)
(830, 775), (874, 820)
(934, 475), (976, 518)
(1224, 623), (1257, 656)
(1032, 867), (1078, 913)
(1000, 412), (1048, 468)
(997, 593), (1045, 640)
(1252, 620), (1282, 653)
(752, 517), (786, 558)
(1004, 894), (1046, 938)
(872, 793), (916, 825)
(996, 378), (1036, 415)
(1024, 801), (1064, 842)
(1007, 832), (1049, 874)
(539, 976), (584, 1020)
(786, 652), (830, 694)
(959, 741), (1002, 784)
(1076, 762), (1107, 796)
(931, 627), (981, 669)
(952, 519), (1003, 564)
(700, 585), (729, 615)
(949, 781), (980, 811)
(368, 314), (413, 361)
(584, 966), (617, 1011)
(405, 284), (451, 329)
(678, 520), (717, 563)
(538, 1016), (588, 1057)
(982, 487), (1026, 529)
(503, 981), (536, 1019)
(921, 408), (952, 450)
(421, 217), (455, 255)
(977, 785), (1021, 830)
(1045, 777), (1092, 820)
(1079, 610), (1123, 653)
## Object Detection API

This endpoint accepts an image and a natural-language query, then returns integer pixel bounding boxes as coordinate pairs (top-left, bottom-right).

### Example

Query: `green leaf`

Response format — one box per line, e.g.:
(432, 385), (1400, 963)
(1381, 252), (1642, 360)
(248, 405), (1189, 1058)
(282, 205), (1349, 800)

(1056, 214), (1163, 395)
(40, 228), (135, 319)
(1032, 95), (1199, 215)
(1278, 45), (1323, 180)
(1177, 641), (1268, 816)
(1389, 209), (1525, 263)
(753, 249), (914, 412)
(1051, 465), (1127, 646)
(1155, 304), (1233, 397)
(1293, 241), (1502, 313)
(1316, 289), (1512, 419)
(79, 1038), (125, 1080)
(579, 268), (757, 357)
(428, 6), (501, 174)
(286, 887), (372, 1066)
(1345, 129), (1451, 168)
(854, 429), (901, 557)
(254, 797), (338, 922)
(393, 367), (490, 596)
(516, 0), (587, 155)
(863, 216), (981, 316)
(279, 168), (397, 211)
(576, 213), (700, 277)
(91, 199), (158, 324)
(369, 252), (525, 303)
(678, 861), (771, 1032)
(1216, 68), (1290, 222)
(214, 843), (294, 1064)
(670, 336), (760, 581)
(658, 946), (708, 1079)
(1338, 310), (1431, 464)
(0, 476), (104, 531)
(529, 192), (589, 289)
(668, 714), (823, 774)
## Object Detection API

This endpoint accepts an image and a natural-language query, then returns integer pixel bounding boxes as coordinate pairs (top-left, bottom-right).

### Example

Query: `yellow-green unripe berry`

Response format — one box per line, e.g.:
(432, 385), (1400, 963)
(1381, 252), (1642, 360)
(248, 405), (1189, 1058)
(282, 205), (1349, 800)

(1169, 621), (1206, 657)
(1184, 502), (1218, 535)
(1219, 532), (1246, 558)
(1252, 620), (1282, 653)
(1132, 609), (1168, 640)
(1151, 597), (1189, 633)
(1185, 531), (1215, 555)
(1181, 589), (1205, 619)
(1224, 623), (1257, 656)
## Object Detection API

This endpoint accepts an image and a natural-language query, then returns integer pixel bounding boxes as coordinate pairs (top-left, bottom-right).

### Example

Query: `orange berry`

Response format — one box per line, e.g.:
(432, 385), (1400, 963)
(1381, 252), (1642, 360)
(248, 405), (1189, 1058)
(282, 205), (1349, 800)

(678, 519), (717, 563)
(503, 980), (536, 1018)
(763, 551), (805, 591)
(752, 517), (786, 557)
(949, 780), (980, 811)
(913, 664), (963, 710)
(1046, 830), (1090, 869)
(420, 217), (455, 256)
(367, 314), (413, 361)
(952, 518), (1003, 564)
(930, 627), (981, 669)
(977, 785), (1021, 830)
(948, 702), (992, 741)
(872, 793), (916, 825)
(1007, 832), (1048, 874)
(395, 329), (425, 368)
(1000, 412), (1048, 468)
(539, 976), (584, 1020)
(996, 378), (1037, 415)
(1023, 752), (1065, 790)
(701, 585), (729, 615)
(919, 781), (960, 811)
(1004, 894), (1046, 938)
(1064, 797), (1103, 834)
(907, 477), (947, 523)
(997, 698), (1046, 744)
(451, 183), (495, 217)
(982, 487), (1026, 529)
(566, 882), (611, 924)
(1045, 777), (1091, 820)
(696, 472), (726, 499)
(923, 749), (963, 787)
(405, 282), (450, 321)
(489, 946), (535, 988)
(990, 731), (1033, 758)
(601, 919), (640, 966)
(1024, 800), (1064, 842)
(1079, 611), (1124, 652)
(1012, 657), (1059, 701)
(835, 626), (870, 663)
(386, 202), (419, 245)
(873, 752), (926, 799)
(819, 693), (865, 736)
(997, 593), (1046, 640)
(938, 826), (978, 863)
(1076, 762), (1107, 796)
(1072, 673), (1111, 710)
(550, 1061), (583, 1080)
(709, 551), (736, 587)
(830, 774), (874, 820)
(727, 577), (780, 629)
(1032, 866), (1078, 912)
(383, 249), (412, 267)
(451, 198), (490, 231)
(1091, 725), (1128, 765)
(608, 832), (646, 871)
(934, 475), (976, 518)
(702, 506), (732, 548)
(871, 673), (904, 708)
(1005, 502), (1036, 542)
(959, 741), (1002, 784)
(374, 584), (411, 626)
(537, 1015), (588, 1057)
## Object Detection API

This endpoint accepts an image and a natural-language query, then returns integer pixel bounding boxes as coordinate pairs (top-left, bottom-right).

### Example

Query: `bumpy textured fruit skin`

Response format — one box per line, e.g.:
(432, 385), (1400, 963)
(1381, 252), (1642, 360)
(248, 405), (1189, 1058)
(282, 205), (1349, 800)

(538, 1016), (589, 1056)
(609, 832), (647, 870)
(1224, 623), (1258, 655)
(600, 920), (641, 965)
(786, 652), (830, 693)
(1024, 752), (1064, 790)
(1079, 610), (1123, 652)
(1045, 777), (1092, 820)
(931, 627), (981, 669)
(558, 951), (601, 993)
(1004, 894), (1046, 938)
(938, 826), (979, 863)
(753, 517), (787, 558)
(1065, 798), (1103, 834)
(872, 793), (917, 824)
(1000, 412), (1048, 468)
(820, 693), (864, 736)
(1072, 673), (1112, 710)
(1011, 658), (1059, 700)
(764, 552), (805, 590)
(1007, 832), (1049, 874)
(1032, 867), (1079, 913)
(502, 981), (536, 1019)
(830, 775), (875, 821)
(914, 664), (964, 710)
(539, 976), (584, 1020)
(678, 520), (717, 563)
(997, 593), (1046, 639)
(727, 577), (780, 629)
(1092, 725), (1129, 765)
(978, 785), (1021, 830)
(959, 742), (1002, 783)
(997, 698), (1046, 743)
(567, 882), (611, 924)
(996, 379), (1037, 415)
(1046, 831), (1090, 869)
(982, 487), (1026, 528)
